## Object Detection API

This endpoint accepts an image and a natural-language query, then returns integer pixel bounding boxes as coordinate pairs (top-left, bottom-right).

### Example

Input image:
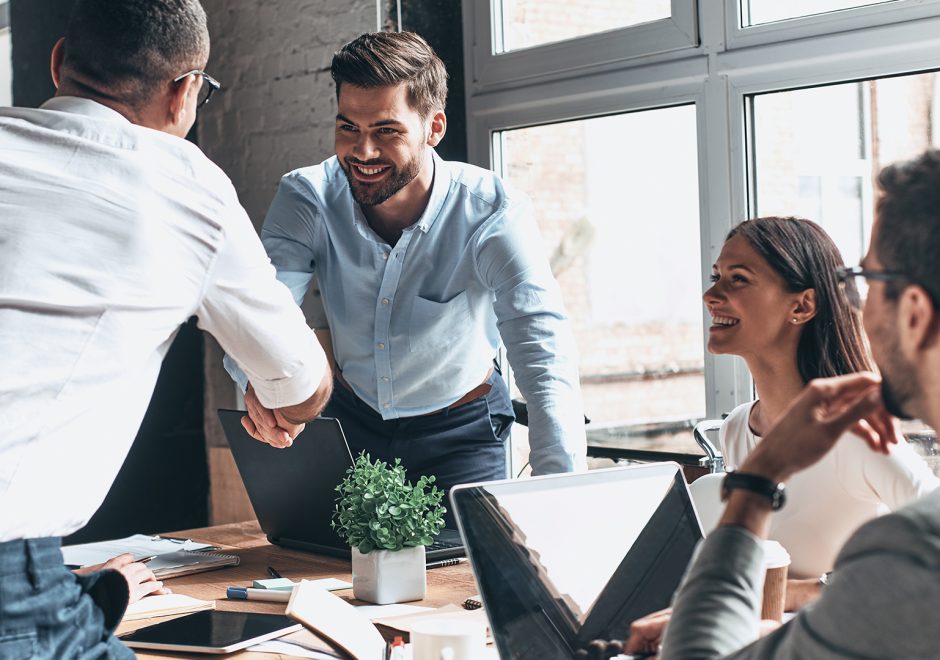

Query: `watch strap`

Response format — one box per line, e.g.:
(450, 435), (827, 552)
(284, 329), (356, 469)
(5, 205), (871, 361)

(721, 471), (786, 510)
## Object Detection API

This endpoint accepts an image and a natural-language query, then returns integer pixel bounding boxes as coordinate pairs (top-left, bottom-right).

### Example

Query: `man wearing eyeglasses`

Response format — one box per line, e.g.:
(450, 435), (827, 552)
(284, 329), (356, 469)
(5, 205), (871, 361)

(654, 151), (940, 658)
(0, 1), (331, 656)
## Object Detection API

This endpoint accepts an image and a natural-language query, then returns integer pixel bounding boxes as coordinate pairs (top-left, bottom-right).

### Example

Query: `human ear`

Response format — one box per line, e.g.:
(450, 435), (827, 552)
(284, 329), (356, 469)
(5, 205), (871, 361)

(50, 38), (66, 88)
(791, 289), (817, 325)
(426, 109), (447, 147)
(898, 286), (938, 353)
(167, 74), (196, 136)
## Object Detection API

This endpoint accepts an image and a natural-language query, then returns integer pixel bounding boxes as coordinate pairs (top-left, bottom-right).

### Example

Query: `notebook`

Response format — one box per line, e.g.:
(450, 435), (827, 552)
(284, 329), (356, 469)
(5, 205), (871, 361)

(122, 593), (215, 622)
(218, 410), (465, 562)
(450, 462), (703, 659)
(144, 550), (240, 579)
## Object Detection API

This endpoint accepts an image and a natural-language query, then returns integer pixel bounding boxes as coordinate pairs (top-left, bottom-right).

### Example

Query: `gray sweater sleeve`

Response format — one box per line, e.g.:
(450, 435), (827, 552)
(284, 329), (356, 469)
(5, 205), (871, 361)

(661, 504), (940, 659)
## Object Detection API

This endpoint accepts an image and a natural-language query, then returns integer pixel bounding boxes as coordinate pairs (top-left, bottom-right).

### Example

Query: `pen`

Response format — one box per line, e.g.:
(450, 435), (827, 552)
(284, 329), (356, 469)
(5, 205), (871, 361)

(425, 557), (466, 569)
(138, 555), (157, 564)
(267, 566), (283, 579)
(226, 586), (292, 602)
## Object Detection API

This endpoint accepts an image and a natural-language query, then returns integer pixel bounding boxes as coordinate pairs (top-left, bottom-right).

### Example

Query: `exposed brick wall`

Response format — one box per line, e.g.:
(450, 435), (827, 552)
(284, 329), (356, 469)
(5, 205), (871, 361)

(197, 0), (377, 522)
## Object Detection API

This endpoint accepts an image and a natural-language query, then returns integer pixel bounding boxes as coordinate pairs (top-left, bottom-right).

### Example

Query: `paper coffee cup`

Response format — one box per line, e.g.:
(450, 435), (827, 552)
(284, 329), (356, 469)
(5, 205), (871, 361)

(761, 540), (790, 622)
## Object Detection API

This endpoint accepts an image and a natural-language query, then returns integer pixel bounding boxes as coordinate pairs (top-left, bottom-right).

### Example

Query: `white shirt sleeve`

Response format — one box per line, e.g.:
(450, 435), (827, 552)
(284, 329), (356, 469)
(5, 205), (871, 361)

(196, 201), (327, 410)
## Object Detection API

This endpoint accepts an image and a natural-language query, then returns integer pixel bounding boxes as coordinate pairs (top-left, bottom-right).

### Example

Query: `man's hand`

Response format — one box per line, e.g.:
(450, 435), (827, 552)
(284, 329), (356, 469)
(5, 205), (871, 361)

(626, 607), (672, 655)
(739, 372), (890, 483)
(242, 384), (305, 448)
(72, 553), (170, 604)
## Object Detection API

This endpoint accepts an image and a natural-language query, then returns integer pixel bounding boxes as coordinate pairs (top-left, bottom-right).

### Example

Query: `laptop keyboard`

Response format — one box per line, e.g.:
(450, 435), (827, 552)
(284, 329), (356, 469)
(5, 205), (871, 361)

(428, 538), (461, 551)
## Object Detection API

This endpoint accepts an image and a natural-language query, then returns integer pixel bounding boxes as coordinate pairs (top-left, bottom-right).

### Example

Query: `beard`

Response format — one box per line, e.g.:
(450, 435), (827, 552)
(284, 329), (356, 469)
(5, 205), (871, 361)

(341, 153), (422, 207)
(878, 332), (916, 420)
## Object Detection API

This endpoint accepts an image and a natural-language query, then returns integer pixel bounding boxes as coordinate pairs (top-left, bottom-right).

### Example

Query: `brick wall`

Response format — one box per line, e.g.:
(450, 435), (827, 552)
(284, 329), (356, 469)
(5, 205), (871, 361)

(198, 0), (377, 522)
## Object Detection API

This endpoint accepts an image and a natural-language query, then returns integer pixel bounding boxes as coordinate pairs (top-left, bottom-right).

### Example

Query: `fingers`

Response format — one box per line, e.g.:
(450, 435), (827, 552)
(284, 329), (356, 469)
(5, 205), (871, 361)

(245, 385), (277, 430)
(821, 386), (884, 445)
(241, 414), (293, 448)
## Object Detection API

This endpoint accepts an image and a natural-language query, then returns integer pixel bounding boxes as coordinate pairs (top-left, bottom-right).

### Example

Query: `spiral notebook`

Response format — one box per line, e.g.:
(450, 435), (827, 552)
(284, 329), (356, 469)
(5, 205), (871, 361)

(146, 550), (240, 579)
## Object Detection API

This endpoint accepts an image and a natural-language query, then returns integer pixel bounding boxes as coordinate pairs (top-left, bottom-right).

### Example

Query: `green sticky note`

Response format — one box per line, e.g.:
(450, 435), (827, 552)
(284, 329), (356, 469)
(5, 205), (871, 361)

(252, 577), (296, 591)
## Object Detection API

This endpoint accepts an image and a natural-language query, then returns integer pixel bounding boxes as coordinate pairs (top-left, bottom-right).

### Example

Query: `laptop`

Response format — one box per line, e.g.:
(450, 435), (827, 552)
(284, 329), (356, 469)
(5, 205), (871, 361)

(218, 409), (464, 561)
(450, 462), (703, 659)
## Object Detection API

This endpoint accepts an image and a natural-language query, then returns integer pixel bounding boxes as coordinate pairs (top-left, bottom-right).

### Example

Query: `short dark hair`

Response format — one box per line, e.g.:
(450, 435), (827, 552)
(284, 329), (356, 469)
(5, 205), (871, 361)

(331, 31), (448, 117)
(727, 216), (872, 382)
(62, 0), (209, 108)
(875, 150), (940, 306)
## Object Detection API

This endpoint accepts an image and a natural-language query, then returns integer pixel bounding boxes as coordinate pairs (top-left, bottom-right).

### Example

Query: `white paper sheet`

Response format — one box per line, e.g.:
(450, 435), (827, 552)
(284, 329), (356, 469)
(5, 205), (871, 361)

(61, 534), (214, 566)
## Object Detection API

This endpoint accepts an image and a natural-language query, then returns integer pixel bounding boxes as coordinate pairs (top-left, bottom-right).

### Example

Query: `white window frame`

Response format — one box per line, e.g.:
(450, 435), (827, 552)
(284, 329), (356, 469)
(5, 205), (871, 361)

(463, 0), (940, 428)
(465, 0), (698, 93)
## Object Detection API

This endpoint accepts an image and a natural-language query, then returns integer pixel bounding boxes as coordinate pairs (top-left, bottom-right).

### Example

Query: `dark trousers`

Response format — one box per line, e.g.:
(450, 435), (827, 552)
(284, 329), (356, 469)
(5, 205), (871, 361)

(324, 368), (514, 527)
(0, 538), (132, 659)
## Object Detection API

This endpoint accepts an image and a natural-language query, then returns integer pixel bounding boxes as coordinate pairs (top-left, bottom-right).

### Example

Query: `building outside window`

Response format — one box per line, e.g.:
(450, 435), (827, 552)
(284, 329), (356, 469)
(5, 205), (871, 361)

(464, 0), (940, 474)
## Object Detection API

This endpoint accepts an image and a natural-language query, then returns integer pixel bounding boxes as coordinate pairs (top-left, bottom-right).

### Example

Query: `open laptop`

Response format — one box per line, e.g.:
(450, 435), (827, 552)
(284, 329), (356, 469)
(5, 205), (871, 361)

(450, 462), (703, 659)
(218, 410), (464, 562)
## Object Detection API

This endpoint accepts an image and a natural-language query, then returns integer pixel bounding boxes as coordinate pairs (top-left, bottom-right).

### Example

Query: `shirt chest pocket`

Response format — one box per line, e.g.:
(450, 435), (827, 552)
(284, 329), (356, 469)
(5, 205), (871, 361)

(409, 291), (472, 352)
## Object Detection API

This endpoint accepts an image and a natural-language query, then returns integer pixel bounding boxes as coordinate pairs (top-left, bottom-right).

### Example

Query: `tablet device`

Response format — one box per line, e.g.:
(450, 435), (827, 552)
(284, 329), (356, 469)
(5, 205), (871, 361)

(120, 610), (301, 654)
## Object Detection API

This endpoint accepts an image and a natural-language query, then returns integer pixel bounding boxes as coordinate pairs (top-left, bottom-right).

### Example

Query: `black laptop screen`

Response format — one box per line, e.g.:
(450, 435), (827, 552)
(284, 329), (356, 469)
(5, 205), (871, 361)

(450, 463), (702, 660)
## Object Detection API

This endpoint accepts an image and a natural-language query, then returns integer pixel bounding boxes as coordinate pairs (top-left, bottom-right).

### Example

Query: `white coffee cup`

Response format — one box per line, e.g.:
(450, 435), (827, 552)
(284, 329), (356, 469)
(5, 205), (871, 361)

(410, 618), (486, 660)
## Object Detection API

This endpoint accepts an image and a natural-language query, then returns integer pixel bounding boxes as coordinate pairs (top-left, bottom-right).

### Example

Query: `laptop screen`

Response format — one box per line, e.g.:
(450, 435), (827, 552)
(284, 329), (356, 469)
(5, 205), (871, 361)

(450, 463), (702, 659)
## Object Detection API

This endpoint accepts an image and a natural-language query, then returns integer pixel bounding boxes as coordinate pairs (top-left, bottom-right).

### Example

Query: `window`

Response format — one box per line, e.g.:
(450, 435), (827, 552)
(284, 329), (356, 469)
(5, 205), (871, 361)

(498, 107), (705, 459)
(495, 0), (671, 53)
(464, 0), (940, 468)
(741, 0), (896, 27)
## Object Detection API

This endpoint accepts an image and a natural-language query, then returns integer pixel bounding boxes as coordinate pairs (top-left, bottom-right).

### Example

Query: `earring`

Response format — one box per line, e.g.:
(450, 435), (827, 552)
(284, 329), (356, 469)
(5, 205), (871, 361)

(791, 318), (798, 323)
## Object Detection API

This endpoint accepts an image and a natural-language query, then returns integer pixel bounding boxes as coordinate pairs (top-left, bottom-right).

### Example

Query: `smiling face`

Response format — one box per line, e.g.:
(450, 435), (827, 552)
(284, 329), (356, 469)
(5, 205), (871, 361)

(334, 83), (437, 207)
(703, 234), (808, 360)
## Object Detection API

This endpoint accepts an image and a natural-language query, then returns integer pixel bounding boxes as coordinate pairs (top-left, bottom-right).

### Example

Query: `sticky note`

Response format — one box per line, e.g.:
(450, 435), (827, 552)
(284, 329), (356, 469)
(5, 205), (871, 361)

(253, 577), (296, 591)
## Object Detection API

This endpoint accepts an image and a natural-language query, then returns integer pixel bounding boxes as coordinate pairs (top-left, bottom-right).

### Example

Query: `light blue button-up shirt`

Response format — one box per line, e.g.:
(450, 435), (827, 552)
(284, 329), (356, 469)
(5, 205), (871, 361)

(226, 152), (586, 474)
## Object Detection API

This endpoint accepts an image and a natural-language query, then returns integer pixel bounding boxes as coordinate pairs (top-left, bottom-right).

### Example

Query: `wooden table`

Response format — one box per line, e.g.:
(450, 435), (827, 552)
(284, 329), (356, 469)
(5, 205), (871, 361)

(121, 520), (479, 659)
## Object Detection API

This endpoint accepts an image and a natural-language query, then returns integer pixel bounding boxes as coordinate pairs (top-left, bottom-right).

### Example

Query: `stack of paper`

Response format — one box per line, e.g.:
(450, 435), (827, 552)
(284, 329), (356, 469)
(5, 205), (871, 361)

(122, 594), (214, 622)
(62, 534), (215, 566)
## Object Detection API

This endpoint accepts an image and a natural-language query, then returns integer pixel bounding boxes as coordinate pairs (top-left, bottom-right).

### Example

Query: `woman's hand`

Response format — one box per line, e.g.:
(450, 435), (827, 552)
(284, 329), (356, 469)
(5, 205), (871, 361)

(72, 553), (171, 603)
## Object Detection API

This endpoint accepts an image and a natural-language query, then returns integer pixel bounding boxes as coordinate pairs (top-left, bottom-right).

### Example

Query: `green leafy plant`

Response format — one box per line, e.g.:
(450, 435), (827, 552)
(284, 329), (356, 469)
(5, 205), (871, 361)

(332, 452), (446, 554)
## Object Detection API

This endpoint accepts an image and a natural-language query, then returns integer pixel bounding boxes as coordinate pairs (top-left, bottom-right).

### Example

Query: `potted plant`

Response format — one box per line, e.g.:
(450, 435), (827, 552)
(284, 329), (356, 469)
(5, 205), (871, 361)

(332, 453), (446, 604)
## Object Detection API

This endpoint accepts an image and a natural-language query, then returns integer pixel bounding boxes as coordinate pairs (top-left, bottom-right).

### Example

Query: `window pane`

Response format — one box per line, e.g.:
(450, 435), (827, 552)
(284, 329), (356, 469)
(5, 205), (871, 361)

(498, 105), (704, 462)
(496, 0), (671, 53)
(750, 70), (940, 470)
(0, 28), (10, 107)
(742, 0), (897, 27)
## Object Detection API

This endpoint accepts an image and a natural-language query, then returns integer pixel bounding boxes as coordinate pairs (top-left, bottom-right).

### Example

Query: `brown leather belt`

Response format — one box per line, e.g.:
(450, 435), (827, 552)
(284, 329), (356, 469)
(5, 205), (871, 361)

(335, 368), (493, 416)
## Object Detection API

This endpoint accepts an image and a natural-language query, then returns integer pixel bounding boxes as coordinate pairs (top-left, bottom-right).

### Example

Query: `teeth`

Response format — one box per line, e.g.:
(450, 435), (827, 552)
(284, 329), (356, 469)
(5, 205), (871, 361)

(356, 166), (387, 176)
(712, 316), (739, 326)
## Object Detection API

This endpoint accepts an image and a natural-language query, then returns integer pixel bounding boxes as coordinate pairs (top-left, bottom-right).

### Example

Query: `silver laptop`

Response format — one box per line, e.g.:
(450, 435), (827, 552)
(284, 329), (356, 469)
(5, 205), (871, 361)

(218, 410), (464, 562)
(450, 462), (703, 659)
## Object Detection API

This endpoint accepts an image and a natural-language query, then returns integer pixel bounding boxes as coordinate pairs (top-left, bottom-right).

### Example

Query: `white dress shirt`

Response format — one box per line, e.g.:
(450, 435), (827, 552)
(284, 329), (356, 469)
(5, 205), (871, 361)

(0, 97), (326, 541)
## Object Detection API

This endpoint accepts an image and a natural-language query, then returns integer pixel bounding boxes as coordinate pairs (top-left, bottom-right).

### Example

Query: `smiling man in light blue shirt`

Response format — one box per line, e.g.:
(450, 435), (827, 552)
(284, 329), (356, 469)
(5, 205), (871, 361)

(225, 32), (586, 504)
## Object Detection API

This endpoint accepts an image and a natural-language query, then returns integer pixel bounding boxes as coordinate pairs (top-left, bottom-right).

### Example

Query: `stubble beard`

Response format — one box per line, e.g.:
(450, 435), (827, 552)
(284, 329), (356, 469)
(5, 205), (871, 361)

(879, 332), (916, 420)
(343, 153), (422, 207)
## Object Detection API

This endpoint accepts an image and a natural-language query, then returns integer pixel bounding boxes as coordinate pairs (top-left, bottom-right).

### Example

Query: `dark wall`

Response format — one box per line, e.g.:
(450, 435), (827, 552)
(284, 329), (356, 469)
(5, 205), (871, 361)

(10, 0), (209, 542)
(9, 0), (69, 107)
(388, 0), (468, 163)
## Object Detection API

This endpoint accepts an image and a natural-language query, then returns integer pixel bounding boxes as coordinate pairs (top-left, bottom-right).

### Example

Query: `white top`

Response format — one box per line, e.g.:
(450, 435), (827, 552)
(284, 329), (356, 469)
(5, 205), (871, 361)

(720, 400), (939, 578)
(0, 97), (327, 541)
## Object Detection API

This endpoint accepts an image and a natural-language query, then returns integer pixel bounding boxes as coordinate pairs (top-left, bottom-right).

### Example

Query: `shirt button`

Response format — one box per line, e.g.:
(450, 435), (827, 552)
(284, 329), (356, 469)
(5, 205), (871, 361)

(384, 402), (391, 408)
(382, 298), (390, 305)
(383, 252), (390, 260)
(377, 343), (385, 349)
(382, 376), (390, 382)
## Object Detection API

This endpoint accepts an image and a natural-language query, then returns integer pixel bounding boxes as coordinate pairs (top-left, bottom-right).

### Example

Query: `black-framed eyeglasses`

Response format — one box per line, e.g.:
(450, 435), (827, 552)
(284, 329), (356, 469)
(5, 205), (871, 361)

(836, 265), (927, 309)
(172, 69), (221, 108)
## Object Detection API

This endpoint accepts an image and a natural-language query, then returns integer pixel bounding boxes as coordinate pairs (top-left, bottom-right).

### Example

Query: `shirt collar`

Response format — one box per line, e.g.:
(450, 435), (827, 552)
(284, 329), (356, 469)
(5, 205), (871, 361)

(412, 150), (451, 234)
(40, 96), (131, 124)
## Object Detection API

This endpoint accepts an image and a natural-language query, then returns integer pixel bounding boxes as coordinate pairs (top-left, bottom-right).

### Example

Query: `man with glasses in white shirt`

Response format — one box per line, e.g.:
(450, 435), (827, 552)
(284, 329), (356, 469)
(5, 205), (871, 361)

(226, 33), (588, 515)
(0, 1), (331, 656)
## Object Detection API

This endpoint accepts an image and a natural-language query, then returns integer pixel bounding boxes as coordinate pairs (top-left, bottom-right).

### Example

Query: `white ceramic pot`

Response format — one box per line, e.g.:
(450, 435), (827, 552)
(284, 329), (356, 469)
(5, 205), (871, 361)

(351, 545), (427, 604)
